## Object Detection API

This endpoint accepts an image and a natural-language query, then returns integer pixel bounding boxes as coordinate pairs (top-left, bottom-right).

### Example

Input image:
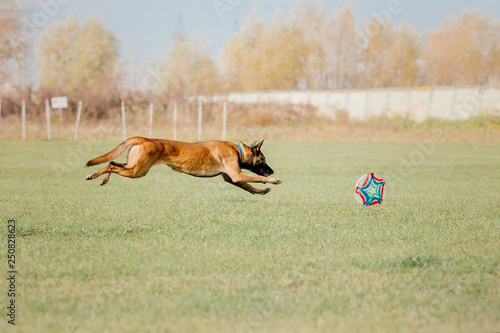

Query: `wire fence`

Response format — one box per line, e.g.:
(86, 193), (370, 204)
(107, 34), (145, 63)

(1, 86), (499, 141)
(0, 99), (230, 141)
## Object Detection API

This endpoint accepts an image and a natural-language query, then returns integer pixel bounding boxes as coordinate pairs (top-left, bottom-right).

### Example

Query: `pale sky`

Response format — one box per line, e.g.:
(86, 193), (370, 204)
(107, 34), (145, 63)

(17, 0), (500, 62)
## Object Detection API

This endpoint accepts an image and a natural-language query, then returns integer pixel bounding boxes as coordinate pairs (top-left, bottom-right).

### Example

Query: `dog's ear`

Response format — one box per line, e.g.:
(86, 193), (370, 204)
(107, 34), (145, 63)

(249, 140), (257, 148)
(252, 139), (264, 151)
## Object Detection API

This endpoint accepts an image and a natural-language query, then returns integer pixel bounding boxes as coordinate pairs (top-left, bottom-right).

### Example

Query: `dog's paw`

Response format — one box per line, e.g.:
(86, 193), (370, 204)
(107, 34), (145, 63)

(267, 177), (279, 184)
(85, 173), (96, 180)
(261, 188), (271, 195)
(99, 178), (108, 186)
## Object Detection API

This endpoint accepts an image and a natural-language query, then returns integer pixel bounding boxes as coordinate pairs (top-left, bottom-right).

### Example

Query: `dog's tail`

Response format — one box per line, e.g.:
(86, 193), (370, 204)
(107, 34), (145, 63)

(85, 137), (146, 167)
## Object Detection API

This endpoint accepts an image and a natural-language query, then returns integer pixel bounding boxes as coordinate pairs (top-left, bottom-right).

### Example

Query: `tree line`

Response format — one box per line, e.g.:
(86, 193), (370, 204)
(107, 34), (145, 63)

(1, 0), (500, 117)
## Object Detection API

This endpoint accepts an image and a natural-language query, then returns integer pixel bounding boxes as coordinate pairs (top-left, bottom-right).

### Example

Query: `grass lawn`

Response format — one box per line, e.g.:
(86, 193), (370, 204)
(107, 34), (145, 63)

(0, 140), (498, 332)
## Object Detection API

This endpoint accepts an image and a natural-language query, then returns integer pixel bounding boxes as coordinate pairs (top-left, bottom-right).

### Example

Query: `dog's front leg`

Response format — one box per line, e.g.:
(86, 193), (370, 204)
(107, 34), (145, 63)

(227, 172), (281, 185)
(222, 174), (271, 195)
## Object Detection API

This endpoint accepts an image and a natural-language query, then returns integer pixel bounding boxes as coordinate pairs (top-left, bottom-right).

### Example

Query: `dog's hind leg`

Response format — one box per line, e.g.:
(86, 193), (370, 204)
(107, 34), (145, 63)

(99, 173), (111, 186)
(86, 147), (157, 185)
(86, 163), (151, 182)
(86, 164), (116, 181)
(86, 161), (125, 183)
(97, 162), (125, 186)
(222, 174), (271, 195)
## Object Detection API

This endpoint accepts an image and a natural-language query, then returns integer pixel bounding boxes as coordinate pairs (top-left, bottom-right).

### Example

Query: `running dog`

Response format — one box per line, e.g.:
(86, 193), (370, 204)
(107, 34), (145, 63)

(85, 137), (281, 195)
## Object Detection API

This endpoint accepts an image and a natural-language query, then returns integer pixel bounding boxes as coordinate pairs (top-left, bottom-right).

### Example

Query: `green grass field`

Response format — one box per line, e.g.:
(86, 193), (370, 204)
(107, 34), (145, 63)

(0, 140), (499, 332)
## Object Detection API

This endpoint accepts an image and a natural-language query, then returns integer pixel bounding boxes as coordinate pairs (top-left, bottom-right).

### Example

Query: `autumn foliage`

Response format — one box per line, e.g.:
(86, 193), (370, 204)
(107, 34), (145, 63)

(222, 2), (500, 90)
(1, 0), (500, 119)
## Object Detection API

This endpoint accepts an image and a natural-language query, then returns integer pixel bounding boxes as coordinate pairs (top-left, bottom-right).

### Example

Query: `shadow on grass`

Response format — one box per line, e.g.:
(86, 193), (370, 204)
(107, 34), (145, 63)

(379, 255), (452, 269)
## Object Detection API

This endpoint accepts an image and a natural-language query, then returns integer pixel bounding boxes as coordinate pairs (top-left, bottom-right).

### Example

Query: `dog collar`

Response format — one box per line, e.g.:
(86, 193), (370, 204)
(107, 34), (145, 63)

(237, 143), (244, 164)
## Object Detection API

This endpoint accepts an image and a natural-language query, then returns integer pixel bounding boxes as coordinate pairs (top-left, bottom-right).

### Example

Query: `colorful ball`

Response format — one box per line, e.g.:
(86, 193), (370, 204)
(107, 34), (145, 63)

(355, 173), (385, 206)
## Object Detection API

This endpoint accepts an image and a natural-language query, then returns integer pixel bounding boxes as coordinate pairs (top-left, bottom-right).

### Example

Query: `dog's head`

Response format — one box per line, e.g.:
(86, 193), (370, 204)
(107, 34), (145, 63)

(246, 139), (274, 177)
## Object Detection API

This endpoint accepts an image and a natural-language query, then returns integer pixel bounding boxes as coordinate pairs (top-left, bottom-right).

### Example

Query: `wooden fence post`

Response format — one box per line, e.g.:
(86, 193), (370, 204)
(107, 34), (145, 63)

(74, 100), (83, 140)
(45, 99), (51, 140)
(121, 100), (127, 140)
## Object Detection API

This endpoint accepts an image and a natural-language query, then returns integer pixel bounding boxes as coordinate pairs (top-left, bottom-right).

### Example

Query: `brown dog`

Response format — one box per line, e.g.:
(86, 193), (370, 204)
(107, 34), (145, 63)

(85, 137), (281, 195)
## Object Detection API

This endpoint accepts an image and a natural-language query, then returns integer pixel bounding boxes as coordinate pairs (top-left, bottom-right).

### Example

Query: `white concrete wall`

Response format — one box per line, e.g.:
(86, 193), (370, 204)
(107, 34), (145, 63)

(210, 86), (500, 121)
